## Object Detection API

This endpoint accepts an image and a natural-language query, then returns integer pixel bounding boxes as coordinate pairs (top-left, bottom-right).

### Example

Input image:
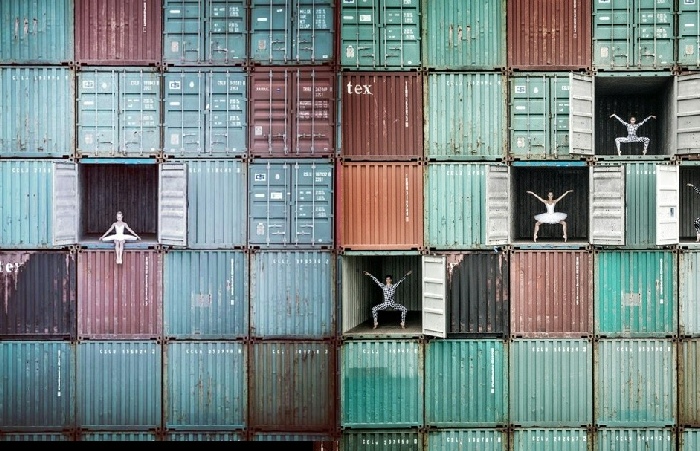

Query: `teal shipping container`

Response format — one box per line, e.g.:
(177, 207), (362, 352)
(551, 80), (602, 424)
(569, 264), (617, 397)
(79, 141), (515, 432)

(595, 339), (676, 426)
(164, 431), (244, 440)
(76, 341), (161, 430)
(341, 429), (424, 451)
(339, 0), (420, 69)
(0, 66), (74, 157)
(164, 341), (246, 430)
(422, 0), (506, 70)
(425, 339), (507, 427)
(510, 428), (591, 451)
(163, 69), (247, 158)
(679, 339), (700, 426)
(163, 250), (248, 339)
(594, 250), (677, 337)
(163, 0), (247, 65)
(424, 73), (506, 160)
(679, 251), (700, 337)
(78, 431), (158, 441)
(678, 0), (700, 69)
(0, 0), (74, 64)
(593, 0), (674, 70)
(510, 339), (592, 427)
(250, 250), (335, 338)
(0, 341), (75, 431)
(427, 429), (507, 451)
(681, 428), (700, 450)
(0, 432), (73, 441)
(341, 339), (424, 428)
(596, 428), (674, 451)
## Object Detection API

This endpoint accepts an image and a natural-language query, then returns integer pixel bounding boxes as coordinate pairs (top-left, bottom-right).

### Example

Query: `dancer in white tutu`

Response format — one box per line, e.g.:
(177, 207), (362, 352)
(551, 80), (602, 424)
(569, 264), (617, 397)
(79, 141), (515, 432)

(526, 190), (573, 242)
(100, 211), (140, 264)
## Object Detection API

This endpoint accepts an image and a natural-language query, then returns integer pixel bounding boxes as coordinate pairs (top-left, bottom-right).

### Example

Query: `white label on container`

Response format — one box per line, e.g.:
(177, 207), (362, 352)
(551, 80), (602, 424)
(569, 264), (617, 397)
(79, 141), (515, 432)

(514, 85), (526, 94)
(257, 17), (268, 22)
(359, 14), (372, 22)
(271, 192), (283, 200)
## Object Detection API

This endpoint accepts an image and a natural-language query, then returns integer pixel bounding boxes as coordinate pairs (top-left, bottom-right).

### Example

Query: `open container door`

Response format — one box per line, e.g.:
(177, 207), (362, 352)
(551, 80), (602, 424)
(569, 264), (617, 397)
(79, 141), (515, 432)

(486, 164), (510, 245)
(158, 162), (188, 247)
(52, 161), (78, 246)
(422, 254), (446, 338)
(656, 164), (679, 246)
(569, 73), (594, 157)
(676, 73), (700, 156)
(590, 165), (625, 245)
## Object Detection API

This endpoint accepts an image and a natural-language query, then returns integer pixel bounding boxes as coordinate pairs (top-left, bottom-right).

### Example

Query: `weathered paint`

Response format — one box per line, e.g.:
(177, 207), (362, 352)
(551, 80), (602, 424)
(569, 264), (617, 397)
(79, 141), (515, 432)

(596, 428), (674, 451)
(680, 251), (700, 337)
(427, 428), (507, 451)
(681, 428), (700, 451)
(252, 433), (337, 441)
(679, 339), (700, 426)
(341, 430), (424, 450)
(510, 428), (591, 451)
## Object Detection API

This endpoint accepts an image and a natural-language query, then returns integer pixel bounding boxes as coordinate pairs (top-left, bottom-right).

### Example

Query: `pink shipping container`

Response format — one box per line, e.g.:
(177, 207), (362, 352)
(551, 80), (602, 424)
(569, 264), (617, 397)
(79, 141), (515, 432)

(341, 72), (423, 160)
(74, 0), (163, 65)
(507, 0), (592, 70)
(510, 250), (593, 338)
(77, 250), (163, 339)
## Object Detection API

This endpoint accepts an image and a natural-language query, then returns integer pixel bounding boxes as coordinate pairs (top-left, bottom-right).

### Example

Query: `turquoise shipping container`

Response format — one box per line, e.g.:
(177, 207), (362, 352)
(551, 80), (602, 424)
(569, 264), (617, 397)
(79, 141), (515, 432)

(679, 339), (700, 427)
(596, 428), (675, 451)
(510, 428), (591, 451)
(341, 429), (424, 451)
(678, 0), (700, 69)
(679, 251), (700, 337)
(681, 428), (700, 451)
(163, 431), (244, 441)
(426, 428), (507, 451)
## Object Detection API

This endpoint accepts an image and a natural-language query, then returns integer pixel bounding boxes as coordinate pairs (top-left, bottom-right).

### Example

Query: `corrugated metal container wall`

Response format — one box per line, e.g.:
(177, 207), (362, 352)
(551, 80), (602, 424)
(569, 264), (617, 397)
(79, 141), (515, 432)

(596, 428), (675, 451)
(612, 162), (658, 248)
(681, 428), (700, 451)
(74, 0), (162, 65)
(163, 0), (247, 65)
(339, 0), (420, 69)
(250, 0), (334, 64)
(341, 430), (424, 450)
(163, 250), (248, 340)
(251, 433), (337, 442)
(341, 340), (423, 428)
(76, 341), (161, 430)
(422, 0), (506, 70)
(77, 250), (163, 340)
(163, 69), (247, 158)
(425, 339), (507, 427)
(78, 431), (158, 441)
(510, 251), (593, 338)
(250, 250), (334, 339)
(595, 339), (676, 426)
(679, 251), (700, 337)
(0, 66), (74, 158)
(0, 432), (73, 441)
(337, 161), (424, 250)
(427, 428), (507, 451)
(164, 431), (244, 441)
(510, 428), (591, 451)
(510, 339), (593, 427)
(248, 340), (336, 431)
(594, 250), (677, 338)
(0, 341), (75, 431)
(0, 0), (74, 64)
(76, 68), (161, 157)
(678, 1), (700, 69)
(164, 341), (246, 430)
(507, 0), (591, 70)
(0, 251), (77, 340)
(340, 72), (423, 159)
(679, 339), (700, 426)
(424, 73), (506, 160)
(248, 67), (336, 157)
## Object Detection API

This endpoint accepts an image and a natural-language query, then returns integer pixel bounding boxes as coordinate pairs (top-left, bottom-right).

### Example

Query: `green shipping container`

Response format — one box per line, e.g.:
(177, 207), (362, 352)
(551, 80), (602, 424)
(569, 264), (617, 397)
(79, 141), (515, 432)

(678, 0), (700, 69)
(510, 428), (591, 451)
(681, 428), (700, 451)
(427, 428), (507, 451)
(341, 429), (424, 450)
(596, 428), (675, 451)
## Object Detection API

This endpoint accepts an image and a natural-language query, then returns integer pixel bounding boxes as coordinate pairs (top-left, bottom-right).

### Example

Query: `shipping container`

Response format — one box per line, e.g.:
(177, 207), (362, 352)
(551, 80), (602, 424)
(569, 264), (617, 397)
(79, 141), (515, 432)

(510, 250), (593, 338)
(425, 340), (507, 427)
(592, 0), (673, 71)
(76, 341), (161, 430)
(250, 250), (335, 338)
(248, 340), (336, 431)
(164, 341), (246, 430)
(595, 339), (676, 426)
(339, 0), (420, 69)
(680, 164), (700, 245)
(74, 0), (162, 65)
(424, 73), (506, 160)
(595, 428), (674, 451)
(681, 428), (700, 451)
(0, 250), (77, 340)
(0, 341), (75, 431)
(77, 250), (163, 340)
(341, 429), (423, 450)
(163, 69), (247, 158)
(249, 159), (333, 247)
(0, 66), (75, 157)
(507, 0), (591, 70)
(337, 161), (423, 250)
(251, 432), (337, 441)
(679, 339), (700, 426)
(510, 428), (591, 451)
(594, 250), (677, 338)
(0, 0), (74, 64)
(163, 250), (248, 340)
(680, 251), (700, 336)
(250, 0), (334, 64)
(340, 72), (423, 160)
(341, 340), (423, 429)
(77, 431), (159, 441)
(426, 428), (507, 451)
(163, 0), (247, 65)
(510, 339), (592, 427)
(163, 431), (244, 440)
(678, 0), (700, 69)
(0, 432), (73, 441)
(248, 67), (335, 157)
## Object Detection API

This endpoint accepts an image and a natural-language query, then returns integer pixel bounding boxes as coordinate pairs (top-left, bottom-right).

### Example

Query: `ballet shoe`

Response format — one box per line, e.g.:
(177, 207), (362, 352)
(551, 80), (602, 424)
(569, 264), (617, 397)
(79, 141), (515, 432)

(373, 322), (378, 329)
(400, 322), (406, 329)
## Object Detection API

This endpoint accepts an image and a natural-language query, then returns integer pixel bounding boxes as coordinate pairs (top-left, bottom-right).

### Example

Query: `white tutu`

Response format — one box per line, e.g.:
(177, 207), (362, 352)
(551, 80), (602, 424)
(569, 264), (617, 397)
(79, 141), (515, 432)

(102, 233), (138, 241)
(534, 212), (567, 223)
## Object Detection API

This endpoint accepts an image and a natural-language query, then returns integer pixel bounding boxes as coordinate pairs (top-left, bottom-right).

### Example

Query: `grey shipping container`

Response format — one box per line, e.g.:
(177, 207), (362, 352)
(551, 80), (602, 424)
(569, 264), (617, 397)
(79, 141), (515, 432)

(426, 428), (507, 451)
(510, 428), (591, 451)
(77, 431), (159, 441)
(680, 250), (700, 337)
(0, 432), (73, 441)
(341, 429), (424, 451)
(679, 339), (700, 426)
(596, 427), (675, 451)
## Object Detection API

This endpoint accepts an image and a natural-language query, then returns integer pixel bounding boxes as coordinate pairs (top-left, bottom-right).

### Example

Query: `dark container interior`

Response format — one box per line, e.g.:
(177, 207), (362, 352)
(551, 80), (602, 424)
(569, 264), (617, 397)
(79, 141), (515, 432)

(681, 166), (700, 242)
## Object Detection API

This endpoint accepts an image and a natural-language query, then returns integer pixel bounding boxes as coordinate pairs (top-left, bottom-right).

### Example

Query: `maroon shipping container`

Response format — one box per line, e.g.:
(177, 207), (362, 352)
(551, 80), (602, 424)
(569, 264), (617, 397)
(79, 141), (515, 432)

(77, 250), (163, 339)
(510, 250), (593, 338)
(74, 0), (163, 65)
(507, 0), (592, 70)
(341, 72), (423, 160)
(249, 67), (336, 158)
(336, 161), (424, 251)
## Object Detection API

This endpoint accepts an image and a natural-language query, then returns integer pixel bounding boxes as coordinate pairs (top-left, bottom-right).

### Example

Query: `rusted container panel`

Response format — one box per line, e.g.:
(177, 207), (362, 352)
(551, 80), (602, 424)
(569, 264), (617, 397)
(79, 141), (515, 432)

(679, 339), (700, 426)
(248, 340), (336, 431)
(74, 0), (162, 65)
(77, 250), (163, 340)
(510, 250), (593, 338)
(341, 72), (423, 160)
(507, 0), (592, 70)
(0, 251), (77, 340)
(248, 67), (336, 157)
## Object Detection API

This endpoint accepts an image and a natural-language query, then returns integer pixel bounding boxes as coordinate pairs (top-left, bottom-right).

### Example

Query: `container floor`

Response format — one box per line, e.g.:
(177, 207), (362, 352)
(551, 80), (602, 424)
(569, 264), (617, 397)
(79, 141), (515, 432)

(343, 311), (424, 338)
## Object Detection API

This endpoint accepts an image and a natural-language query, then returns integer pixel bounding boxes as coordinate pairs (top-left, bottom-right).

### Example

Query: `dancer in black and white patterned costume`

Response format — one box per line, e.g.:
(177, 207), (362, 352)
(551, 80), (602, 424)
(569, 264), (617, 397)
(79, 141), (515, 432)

(610, 113), (656, 155)
(364, 270), (412, 329)
(688, 183), (700, 242)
